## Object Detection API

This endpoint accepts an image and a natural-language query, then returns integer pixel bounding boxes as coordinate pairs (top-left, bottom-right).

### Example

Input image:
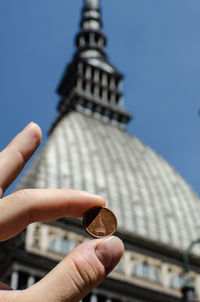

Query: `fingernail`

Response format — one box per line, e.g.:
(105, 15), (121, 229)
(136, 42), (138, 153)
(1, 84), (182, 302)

(95, 236), (124, 273)
(92, 194), (106, 203)
(85, 191), (104, 199)
(23, 122), (35, 131)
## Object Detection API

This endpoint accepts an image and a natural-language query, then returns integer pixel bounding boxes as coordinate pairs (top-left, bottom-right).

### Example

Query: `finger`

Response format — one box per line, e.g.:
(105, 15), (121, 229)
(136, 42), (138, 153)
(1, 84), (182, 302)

(0, 189), (105, 241)
(0, 122), (42, 197)
(19, 237), (124, 302)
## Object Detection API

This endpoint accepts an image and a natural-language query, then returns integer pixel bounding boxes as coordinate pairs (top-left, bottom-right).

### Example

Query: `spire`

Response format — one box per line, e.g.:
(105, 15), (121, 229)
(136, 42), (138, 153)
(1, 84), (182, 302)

(84, 0), (100, 10)
(76, 0), (106, 57)
(51, 1), (132, 133)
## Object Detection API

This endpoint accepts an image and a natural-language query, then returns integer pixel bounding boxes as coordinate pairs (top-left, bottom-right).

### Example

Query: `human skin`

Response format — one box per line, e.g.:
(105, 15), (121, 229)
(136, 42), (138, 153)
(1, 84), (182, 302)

(0, 122), (124, 302)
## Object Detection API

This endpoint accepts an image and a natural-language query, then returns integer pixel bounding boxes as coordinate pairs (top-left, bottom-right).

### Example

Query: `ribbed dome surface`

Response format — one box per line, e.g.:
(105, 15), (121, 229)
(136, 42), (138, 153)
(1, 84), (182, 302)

(18, 112), (200, 252)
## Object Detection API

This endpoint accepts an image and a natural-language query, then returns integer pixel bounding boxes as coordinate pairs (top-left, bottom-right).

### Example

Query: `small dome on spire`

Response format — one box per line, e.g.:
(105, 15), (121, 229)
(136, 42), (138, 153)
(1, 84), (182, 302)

(85, 0), (99, 10)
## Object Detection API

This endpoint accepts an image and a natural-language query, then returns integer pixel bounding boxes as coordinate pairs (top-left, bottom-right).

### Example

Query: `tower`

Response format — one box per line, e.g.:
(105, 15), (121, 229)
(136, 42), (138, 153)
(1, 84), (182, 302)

(1, 1), (200, 301)
(51, 0), (131, 132)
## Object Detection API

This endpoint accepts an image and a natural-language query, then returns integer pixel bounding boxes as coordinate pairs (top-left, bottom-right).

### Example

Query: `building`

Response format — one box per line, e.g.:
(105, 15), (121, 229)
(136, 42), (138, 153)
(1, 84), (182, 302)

(1, 0), (200, 301)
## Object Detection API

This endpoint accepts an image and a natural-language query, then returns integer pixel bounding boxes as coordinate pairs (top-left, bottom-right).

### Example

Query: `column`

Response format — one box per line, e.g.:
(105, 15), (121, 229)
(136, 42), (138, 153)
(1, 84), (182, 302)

(102, 89), (107, 100)
(110, 78), (115, 89)
(79, 36), (85, 47)
(118, 97), (124, 107)
(25, 224), (34, 250)
(90, 33), (95, 45)
(78, 62), (83, 74)
(160, 263), (170, 289)
(86, 82), (91, 93)
(98, 37), (104, 47)
(110, 92), (116, 104)
(102, 73), (107, 86)
(124, 252), (132, 277)
(86, 66), (91, 79)
(11, 271), (19, 290)
(40, 224), (49, 254)
(91, 294), (98, 302)
(195, 275), (200, 299)
(94, 70), (99, 82)
(77, 78), (83, 89)
(27, 275), (35, 287)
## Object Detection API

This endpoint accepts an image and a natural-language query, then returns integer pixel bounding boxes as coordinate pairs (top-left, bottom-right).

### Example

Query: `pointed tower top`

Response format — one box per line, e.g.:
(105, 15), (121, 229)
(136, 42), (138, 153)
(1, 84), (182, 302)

(84, 0), (100, 10)
(77, 0), (105, 56)
(51, 0), (132, 133)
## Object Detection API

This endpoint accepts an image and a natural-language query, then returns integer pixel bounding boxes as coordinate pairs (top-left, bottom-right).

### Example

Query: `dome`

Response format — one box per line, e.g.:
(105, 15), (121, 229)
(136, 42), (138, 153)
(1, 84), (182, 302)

(18, 111), (200, 253)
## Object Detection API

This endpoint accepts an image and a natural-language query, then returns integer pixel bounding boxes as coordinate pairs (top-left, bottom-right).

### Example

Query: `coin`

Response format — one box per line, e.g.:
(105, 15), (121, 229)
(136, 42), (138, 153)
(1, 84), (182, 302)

(83, 206), (117, 238)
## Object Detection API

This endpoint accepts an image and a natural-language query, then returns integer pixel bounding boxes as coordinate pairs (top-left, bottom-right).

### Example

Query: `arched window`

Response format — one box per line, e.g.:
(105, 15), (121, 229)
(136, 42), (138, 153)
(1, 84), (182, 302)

(132, 262), (160, 283)
(48, 236), (76, 255)
(170, 274), (186, 290)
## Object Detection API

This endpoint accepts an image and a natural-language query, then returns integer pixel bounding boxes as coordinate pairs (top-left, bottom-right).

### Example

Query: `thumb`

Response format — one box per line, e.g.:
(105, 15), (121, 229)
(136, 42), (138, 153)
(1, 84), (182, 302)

(21, 236), (124, 302)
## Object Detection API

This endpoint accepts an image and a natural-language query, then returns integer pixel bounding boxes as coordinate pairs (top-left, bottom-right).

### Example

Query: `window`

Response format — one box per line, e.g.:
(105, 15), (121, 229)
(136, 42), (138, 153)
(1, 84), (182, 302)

(170, 274), (186, 290)
(132, 262), (160, 283)
(48, 236), (76, 255)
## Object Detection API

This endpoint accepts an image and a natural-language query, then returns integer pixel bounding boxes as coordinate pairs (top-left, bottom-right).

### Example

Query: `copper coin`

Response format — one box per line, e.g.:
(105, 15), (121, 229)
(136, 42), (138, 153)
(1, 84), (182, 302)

(83, 206), (117, 238)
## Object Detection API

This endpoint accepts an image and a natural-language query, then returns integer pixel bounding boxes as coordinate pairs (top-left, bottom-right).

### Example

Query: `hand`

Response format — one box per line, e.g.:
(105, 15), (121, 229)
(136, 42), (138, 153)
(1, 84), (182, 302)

(0, 122), (124, 302)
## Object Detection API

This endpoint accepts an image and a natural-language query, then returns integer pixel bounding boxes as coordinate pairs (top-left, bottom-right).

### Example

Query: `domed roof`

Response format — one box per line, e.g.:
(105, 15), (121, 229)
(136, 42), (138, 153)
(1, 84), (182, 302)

(18, 112), (200, 253)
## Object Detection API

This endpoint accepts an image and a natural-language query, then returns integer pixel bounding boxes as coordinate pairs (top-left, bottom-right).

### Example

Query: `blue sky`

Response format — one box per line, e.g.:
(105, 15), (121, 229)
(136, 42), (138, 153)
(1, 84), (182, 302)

(0, 0), (200, 196)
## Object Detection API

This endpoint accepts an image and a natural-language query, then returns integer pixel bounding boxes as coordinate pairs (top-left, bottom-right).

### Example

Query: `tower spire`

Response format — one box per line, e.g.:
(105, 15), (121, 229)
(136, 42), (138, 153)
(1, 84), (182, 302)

(84, 0), (100, 10)
(51, 1), (132, 133)
(76, 0), (106, 57)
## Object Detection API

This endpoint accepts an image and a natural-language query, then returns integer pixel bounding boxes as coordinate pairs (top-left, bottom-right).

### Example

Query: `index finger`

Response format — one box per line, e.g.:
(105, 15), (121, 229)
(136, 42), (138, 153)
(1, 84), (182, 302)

(0, 189), (106, 242)
(0, 122), (42, 197)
